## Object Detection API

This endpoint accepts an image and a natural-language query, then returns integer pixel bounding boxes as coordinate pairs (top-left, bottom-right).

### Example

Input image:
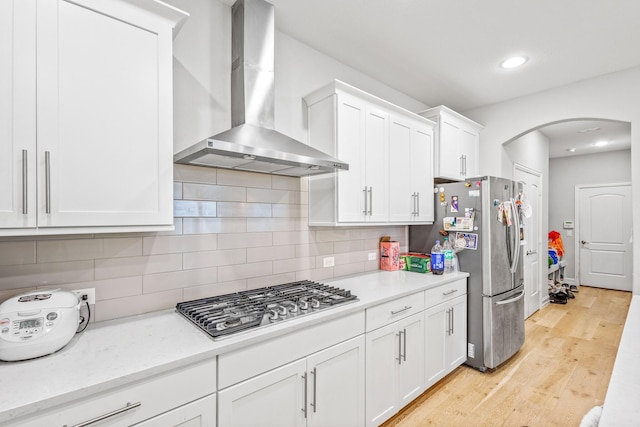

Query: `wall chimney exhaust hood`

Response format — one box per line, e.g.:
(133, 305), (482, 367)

(174, 0), (348, 177)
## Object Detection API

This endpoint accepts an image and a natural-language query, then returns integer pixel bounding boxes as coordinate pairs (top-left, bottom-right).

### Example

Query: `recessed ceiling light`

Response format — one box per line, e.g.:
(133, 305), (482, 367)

(594, 141), (609, 147)
(567, 148), (576, 152)
(500, 56), (528, 69)
(578, 126), (601, 133)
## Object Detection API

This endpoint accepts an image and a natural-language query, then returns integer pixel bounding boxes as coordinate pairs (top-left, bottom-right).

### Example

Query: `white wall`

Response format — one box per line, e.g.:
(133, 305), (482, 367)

(549, 150), (632, 280)
(465, 66), (640, 294)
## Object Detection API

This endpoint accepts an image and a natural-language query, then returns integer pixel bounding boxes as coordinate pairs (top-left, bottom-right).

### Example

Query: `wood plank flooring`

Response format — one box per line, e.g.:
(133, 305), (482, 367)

(381, 286), (632, 427)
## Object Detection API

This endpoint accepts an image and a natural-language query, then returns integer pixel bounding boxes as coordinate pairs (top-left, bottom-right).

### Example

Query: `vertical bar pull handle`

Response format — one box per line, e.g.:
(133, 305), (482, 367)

(416, 192), (419, 216)
(402, 328), (407, 362)
(302, 373), (308, 418)
(22, 150), (28, 214)
(451, 307), (455, 335)
(396, 331), (403, 365)
(363, 187), (368, 215)
(45, 151), (51, 214)
(368, 187), (373, 216)
(311, 367), (317, 413)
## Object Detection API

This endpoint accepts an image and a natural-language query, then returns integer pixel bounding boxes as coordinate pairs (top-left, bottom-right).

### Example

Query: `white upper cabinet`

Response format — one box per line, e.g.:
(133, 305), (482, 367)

(305, 80), (435, 226)
(388, 114), (434, 223)
(0, 0), (187, 236)
(0, 0), (37, 229)
(419, 105), (483, 181)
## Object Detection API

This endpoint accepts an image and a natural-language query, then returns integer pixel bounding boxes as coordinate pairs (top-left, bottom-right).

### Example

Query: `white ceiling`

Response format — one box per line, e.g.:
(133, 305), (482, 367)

(223, 0), (640, 158)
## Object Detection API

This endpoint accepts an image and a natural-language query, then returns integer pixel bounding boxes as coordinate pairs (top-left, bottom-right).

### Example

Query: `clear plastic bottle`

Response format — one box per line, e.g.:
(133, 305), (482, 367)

(431, 240), (444, 275)
(443, 237), (454, 274)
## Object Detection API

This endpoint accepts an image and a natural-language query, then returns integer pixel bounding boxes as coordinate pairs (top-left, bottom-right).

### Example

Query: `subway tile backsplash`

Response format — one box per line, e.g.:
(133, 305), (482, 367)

(0, 164), (408, 322)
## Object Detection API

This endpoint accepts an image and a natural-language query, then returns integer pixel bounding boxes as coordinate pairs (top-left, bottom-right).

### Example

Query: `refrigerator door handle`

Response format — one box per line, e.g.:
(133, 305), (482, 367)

(495, 290), (525, 305)
(509, 198), (521, 273)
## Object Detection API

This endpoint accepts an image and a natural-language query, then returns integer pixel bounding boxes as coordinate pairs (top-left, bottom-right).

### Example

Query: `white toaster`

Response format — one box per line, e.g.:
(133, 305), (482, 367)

(0, 289), (81, 362)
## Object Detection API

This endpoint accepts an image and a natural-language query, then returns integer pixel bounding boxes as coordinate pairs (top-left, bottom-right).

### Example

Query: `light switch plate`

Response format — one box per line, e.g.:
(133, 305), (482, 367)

(323, 257), (335, 268)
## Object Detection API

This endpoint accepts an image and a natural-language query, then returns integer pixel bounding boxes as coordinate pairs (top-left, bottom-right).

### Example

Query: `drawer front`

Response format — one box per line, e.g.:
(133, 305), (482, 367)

(8, 358), (217, 427)
(366, 292), (425, 332)
(424, 278), (467, 309)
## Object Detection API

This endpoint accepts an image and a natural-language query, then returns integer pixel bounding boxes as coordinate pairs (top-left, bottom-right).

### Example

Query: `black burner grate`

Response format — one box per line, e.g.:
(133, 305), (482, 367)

(176, 280), (357, 339)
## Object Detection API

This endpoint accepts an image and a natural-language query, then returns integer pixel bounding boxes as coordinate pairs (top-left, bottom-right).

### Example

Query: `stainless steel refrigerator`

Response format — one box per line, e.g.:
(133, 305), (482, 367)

(409, 176), (525, 371)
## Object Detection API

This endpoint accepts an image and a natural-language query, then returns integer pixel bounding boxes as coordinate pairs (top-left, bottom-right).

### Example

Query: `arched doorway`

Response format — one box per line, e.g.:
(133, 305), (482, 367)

(502, 118), (632, 310)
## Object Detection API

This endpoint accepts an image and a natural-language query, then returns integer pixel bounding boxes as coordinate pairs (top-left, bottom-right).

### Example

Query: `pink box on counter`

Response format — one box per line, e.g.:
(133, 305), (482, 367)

(380, 236), (400, 271)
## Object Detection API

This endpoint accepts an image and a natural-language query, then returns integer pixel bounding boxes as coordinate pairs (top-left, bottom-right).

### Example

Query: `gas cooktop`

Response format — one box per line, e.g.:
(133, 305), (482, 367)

(176, 280), (357, 340)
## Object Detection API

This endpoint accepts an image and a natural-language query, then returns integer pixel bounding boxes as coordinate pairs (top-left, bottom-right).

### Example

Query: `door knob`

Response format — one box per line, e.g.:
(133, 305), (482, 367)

(581, 240), (589, 245)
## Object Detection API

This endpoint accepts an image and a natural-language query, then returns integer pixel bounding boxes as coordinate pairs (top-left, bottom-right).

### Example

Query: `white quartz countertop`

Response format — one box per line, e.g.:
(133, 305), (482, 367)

(0, 270), (468, 423)
(599, 295), (640, 426)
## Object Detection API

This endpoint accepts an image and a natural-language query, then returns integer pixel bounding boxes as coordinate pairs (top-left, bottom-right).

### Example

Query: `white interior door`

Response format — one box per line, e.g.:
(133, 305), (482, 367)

(577, 184), (632, 291)
(514, 165), (542, 319)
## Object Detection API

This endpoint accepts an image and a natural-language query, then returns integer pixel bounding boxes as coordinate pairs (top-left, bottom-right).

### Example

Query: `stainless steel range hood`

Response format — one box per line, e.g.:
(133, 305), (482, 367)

(174, 0), (348, 177)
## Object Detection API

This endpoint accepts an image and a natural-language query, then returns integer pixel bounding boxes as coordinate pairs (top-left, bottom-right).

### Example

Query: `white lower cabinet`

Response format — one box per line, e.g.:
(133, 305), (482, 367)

(5, 358), (217, 427)
(424, 281), (468, 389)
(365, 312), (425, 427)
(218, 336), (366, 427)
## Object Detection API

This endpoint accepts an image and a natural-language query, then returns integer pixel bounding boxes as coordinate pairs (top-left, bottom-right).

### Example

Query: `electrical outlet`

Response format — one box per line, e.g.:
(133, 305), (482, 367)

(368, 252), (377, 261)
(323, 257), (335, 268)
(72, 288), (96, 305)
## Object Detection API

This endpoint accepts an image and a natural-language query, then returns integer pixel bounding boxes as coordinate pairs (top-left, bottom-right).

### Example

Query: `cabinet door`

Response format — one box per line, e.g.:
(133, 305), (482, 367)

(36, 0), (173, 228)
(396, 313), (425, 407)
(411, 125), (434, 222)
(0, 0), (37, 229)
(447, 294), (468, 371)
(460, 128), (479, 178)
(363, 106), (389, 222)
(336, 93), (366, 222)
(307, 336), (365, 427)
(388, 117), (413, 222)
(437, 116), (463, 179)
(218, 359), (306, 427)
(365, 322), (400, 427)
(424, 302), (448, 388)
(132, 393), (216, 427)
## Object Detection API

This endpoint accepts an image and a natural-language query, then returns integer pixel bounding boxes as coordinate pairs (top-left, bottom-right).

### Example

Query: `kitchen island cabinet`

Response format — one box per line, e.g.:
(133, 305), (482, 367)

(419, 105), (483, 181)
(424, 279), (468, 388)
(0, 0), (187, 236)
(304, 80), (435, 226)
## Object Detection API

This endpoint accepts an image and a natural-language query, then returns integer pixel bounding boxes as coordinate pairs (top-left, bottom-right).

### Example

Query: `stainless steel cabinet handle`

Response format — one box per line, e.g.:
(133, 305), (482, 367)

(446, 308), (451, 335)
(391, 305), (412, 315)
(22, 150), (28, 214)
(396, 330), (403, 365)
(302, 373), (308, 417)
(68, 402), (141, 427)
(411, 193), (415, 215)
(45, 151), (51, 214)
(462, 155), (467, 176)
(451, 307), (455, 335)
(416, 192), (419, 216)
(368, 187), (373, 215)
(442, 289), (458, 296)
(402, 328), (407, 362)
(581, 240), (589, 245)
(362, 187), (368, 215)
(311, 367), (317, 413)
(460, 155), (464, 176)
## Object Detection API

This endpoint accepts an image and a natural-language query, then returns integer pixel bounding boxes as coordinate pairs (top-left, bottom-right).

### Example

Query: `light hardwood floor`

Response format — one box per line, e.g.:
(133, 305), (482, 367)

(382, 286), (632, 427)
